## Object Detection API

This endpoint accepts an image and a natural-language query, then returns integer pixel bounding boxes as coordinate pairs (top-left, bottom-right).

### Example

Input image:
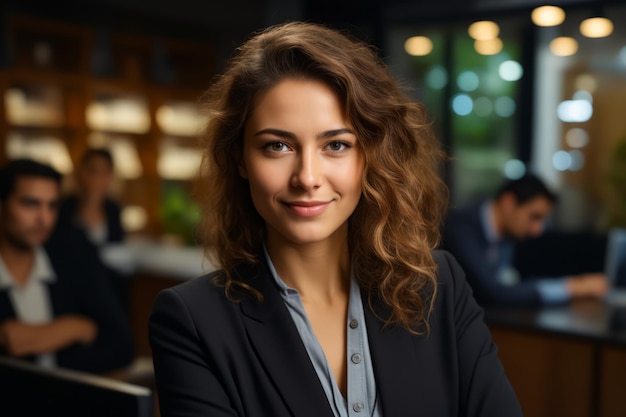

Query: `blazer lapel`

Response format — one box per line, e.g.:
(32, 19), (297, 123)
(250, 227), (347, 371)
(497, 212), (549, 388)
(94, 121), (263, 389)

(239, 262), (335, 417)
(363, 293), (425, 416)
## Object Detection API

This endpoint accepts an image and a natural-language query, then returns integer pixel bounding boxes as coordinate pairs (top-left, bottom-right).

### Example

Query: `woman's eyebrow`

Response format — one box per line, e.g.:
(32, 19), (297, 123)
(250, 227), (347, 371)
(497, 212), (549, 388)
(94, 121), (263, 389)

(253, 128), (296, 139)
(317, 128), (355, 139)
(253, 127), (355, 140)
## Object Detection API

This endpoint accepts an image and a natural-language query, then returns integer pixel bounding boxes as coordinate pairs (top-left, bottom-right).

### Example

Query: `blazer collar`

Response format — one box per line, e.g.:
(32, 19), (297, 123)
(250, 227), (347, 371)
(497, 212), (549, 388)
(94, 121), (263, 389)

(361, 293), (418, 416)
(238, 258), (430, 417)
(364, 291), (451, 415)
(239, 260), (335, 417)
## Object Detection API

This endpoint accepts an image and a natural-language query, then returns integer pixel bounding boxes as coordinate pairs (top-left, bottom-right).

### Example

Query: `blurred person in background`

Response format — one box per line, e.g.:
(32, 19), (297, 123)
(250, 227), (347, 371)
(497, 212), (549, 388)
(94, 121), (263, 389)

(56, 148), (125, 246)
(0, 159), (133, 373)
(442, 173), (608, 307)
(53, 148), (131, 311)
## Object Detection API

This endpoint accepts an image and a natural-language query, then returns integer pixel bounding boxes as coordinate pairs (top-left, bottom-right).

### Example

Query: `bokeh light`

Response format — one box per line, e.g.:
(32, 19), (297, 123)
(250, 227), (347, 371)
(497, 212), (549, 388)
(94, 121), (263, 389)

(457, 71), (480, 92)
(404, 36), (434, 56)
(452, 94), (473, 116)
(504, 159), (526, 179)
(498, 60), (523, 81)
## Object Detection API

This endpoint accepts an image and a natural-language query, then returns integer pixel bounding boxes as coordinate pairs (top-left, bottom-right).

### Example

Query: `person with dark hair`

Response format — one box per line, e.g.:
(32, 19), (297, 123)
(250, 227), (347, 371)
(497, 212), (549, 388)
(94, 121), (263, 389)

(55, 148), (125, 246)
(149, 22), (522, 416)
(51, 148), (131, 311)
(0, 159), (133, 374)
(443, 173), (608, 307)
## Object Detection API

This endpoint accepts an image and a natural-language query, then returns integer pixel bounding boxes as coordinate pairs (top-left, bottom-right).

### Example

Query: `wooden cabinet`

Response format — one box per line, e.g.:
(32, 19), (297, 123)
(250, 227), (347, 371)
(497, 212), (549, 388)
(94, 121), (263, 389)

(490, 325), (626, 417)
(1, 15), (215, 237)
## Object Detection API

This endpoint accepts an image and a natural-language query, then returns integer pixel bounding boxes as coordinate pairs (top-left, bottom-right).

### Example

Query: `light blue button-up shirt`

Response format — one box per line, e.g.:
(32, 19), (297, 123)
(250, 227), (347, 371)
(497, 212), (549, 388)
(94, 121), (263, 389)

(264, 248), (383, 417)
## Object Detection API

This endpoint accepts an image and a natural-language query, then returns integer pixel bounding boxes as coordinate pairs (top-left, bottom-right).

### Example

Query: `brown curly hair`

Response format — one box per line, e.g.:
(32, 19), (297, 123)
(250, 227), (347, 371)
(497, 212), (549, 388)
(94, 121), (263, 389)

(197, 22), (447, 333)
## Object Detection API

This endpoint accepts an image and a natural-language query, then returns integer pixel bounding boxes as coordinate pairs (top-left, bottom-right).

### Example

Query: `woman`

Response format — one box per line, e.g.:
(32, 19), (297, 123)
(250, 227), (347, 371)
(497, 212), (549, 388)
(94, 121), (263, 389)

(56, 148), (125, 246)
(53, 148), (130, 312)
(149, 22), (523, 417)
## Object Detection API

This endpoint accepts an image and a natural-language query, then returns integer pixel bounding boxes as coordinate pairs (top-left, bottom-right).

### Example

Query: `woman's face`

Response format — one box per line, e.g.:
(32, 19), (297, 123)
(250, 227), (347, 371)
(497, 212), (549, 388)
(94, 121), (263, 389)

(241, 78), (364, 247)
(79, 155), (113, 199)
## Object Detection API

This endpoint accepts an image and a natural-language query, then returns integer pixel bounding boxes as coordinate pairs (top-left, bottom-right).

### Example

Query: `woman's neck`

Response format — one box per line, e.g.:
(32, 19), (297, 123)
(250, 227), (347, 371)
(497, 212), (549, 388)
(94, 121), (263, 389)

(265, 228), (351, 304)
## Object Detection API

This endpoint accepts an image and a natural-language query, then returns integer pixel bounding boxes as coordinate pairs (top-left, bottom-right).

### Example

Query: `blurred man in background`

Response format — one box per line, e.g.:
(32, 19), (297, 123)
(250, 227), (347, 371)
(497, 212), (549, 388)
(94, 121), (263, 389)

(443, 174), (608, 307)
(0, 159), (133, 373)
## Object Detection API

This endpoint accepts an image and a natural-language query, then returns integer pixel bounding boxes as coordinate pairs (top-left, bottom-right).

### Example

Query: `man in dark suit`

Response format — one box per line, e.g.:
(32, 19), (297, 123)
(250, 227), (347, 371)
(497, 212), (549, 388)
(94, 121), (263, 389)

(0, 159), (133, 373)
(442, 174), (608, 307)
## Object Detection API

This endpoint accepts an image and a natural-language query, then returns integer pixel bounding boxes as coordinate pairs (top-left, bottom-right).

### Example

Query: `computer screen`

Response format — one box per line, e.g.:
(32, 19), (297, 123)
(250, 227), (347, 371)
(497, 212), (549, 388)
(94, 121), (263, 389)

(0, 356), (154, 417)
(605, 228), (626, 287)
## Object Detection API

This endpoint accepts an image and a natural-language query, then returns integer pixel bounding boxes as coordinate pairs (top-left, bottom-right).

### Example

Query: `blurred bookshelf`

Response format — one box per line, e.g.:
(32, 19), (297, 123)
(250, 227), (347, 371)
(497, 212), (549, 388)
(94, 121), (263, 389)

(0, 15), (214, 239)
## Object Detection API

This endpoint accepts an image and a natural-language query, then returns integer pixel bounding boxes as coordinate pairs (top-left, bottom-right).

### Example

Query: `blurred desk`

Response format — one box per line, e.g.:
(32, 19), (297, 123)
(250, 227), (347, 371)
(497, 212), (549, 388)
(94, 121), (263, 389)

(119, 243), (216, 357)
(486, 300), (626, 417)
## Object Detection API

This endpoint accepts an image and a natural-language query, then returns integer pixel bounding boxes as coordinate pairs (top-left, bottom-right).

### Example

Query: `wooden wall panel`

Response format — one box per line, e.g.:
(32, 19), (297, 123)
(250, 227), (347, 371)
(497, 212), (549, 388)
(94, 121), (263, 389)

(490, 327), (595, 417)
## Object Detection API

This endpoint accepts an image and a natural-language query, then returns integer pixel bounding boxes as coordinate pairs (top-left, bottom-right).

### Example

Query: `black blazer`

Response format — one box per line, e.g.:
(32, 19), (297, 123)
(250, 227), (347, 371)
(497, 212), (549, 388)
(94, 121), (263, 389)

(0, 240), (134, 374)
(442, 203), (542, 307)
(149, 250), (522, 416)
(55, 195), (125, 244)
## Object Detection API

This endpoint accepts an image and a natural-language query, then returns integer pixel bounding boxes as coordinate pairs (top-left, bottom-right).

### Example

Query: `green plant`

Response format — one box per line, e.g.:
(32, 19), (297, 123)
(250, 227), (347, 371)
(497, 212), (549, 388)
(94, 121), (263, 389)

(160, 182), (201, 245)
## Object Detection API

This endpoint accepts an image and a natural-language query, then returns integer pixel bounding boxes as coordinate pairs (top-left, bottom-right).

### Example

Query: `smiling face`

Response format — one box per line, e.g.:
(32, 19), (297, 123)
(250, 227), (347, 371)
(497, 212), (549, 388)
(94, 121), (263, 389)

(240, 78), (364, 249)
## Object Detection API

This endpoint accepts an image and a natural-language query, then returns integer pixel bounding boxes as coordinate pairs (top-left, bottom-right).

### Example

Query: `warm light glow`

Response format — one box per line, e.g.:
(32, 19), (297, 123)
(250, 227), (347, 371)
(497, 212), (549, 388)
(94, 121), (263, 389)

(549, 37), (578, 57)
(575, 74), (597, 92)
(468, 21), (500, 40)
(5, 87), (65, 127)
(531, 6), (566, 27)
(474, 38), (503, 55)
(565, 128), (589, 148)
(404, 36), (434, 56)
(156, 102), (204, 136)
(122, 206), (148, 232)
(580, 17), (614, 38)
(6, 133), (73, 174)
(158, 138), (203, 180)
(86, 96), (150, 134)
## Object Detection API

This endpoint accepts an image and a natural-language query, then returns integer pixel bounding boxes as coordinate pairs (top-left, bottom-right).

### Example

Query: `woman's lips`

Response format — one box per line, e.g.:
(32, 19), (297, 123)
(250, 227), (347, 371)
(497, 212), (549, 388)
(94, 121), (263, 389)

(283, 201), (330, 217)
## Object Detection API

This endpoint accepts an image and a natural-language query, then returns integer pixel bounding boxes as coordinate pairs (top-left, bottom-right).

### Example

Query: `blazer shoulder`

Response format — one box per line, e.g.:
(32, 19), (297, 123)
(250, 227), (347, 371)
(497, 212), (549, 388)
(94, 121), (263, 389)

(432, 249), (457, 282)
(432, 249), (469, 299)
(164, 270), (228, 304)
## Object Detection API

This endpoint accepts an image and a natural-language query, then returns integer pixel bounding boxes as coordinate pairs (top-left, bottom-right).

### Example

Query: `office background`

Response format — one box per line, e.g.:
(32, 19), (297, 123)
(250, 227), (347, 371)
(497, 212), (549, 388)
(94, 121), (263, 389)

(0, 1), (625, 416)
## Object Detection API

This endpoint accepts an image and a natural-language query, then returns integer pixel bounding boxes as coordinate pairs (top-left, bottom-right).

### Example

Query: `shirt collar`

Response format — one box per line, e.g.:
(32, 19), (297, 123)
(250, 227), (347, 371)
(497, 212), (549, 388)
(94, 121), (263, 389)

(263, 243), (356, 298)
(0, 248), (56, 290)
(263, 244), (298, 296)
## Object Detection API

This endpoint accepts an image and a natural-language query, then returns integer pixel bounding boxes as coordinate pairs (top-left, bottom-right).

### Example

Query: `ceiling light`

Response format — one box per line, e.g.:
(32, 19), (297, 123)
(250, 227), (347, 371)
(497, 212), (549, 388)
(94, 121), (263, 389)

(532, 5), (566, 27)
(474, 38), (503, 55)
(404, 36), (433, 56)
(468, 21), (499, 41)
(580, 17), (614, 38)
(549, 37), (578, 57)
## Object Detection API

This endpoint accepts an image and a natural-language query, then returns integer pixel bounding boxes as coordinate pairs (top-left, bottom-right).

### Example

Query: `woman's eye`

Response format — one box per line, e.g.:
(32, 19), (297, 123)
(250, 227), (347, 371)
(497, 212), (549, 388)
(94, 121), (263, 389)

(326, 141), (349, 152)
(264, 142), (289, 152)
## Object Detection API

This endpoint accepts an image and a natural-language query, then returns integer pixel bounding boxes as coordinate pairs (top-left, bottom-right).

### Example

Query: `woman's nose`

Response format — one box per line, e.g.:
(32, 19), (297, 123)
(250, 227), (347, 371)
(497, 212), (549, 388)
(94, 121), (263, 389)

(291, 148), (323, 190)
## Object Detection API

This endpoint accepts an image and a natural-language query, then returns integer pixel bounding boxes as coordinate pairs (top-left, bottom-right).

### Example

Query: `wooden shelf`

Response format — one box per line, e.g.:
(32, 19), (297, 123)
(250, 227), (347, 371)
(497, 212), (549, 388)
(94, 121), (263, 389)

(0, 14), (214, 237)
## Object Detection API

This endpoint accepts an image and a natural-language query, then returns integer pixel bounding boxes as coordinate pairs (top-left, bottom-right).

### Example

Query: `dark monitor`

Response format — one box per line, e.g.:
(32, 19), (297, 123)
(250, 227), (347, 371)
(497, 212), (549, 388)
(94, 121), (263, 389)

(0, 356), (154, 417)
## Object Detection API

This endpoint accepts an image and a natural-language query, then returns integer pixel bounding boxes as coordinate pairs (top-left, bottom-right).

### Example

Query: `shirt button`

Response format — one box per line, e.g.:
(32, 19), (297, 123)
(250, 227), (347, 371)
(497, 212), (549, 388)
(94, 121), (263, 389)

(351, 353), (362, 364)
(353, 402), (364, 412)
(349, 320), (359, 329)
